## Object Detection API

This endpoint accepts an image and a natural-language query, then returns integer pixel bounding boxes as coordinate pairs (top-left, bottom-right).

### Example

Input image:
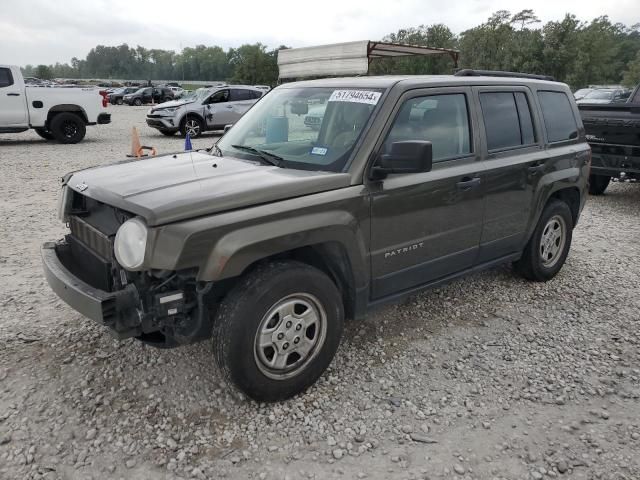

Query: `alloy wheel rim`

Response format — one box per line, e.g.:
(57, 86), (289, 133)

(254, 293), (327, 380)
(62, 121), (78, 138)
(185, 120), (200, 136)
(539, 215), (566, 268)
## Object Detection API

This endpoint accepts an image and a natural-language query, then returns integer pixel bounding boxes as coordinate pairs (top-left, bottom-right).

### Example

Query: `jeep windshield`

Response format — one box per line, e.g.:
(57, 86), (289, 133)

(216, 87), (384, 172)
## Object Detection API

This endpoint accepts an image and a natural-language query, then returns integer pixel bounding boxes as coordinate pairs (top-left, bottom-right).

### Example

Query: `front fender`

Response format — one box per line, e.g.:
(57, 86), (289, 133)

(198, 210), (368, 285)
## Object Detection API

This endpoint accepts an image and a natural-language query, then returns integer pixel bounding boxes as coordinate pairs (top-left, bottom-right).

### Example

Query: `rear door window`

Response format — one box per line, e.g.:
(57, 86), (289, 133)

(0, 68), (14, 88)
(479, 91), (536, 150)
(230, 89), (253, 101)
(537, 91), (578, 143)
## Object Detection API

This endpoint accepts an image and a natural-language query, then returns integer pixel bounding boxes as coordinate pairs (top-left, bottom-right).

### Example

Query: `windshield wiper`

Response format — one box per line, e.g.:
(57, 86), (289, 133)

(231, 144), (283, 167)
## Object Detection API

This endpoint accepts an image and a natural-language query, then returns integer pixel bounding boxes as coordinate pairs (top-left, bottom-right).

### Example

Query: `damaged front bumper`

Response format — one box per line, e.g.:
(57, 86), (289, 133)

(41, 241), (141, 339)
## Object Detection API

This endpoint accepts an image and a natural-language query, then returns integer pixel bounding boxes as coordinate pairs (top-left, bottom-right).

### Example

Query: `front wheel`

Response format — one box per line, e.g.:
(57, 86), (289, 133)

(50, 113), (86, 144)
(212, 261), (344, 402)
(514, 200), (573, 281)
(133, 98), (142, 106)
(116, 98), (124, 105)
(588, 174), (611, 195)
(180, 117), (204, 138)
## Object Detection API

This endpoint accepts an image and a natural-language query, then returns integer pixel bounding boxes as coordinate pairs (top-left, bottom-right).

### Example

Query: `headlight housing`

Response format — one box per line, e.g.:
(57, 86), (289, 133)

(114, 217), (148, 270)
(155, 107), (178, 115)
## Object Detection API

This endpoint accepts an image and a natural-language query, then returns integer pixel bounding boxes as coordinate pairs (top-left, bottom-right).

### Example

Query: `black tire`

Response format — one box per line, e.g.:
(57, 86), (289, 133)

(133, 98), (142, 106)
(180, 117), (204, 138)
(163, 97), (172, 103)
(514, 200), (573, 282)
(34, 128), (55, 140)
(116, 98), (124, 105)
(50, 112), (86, 144)
(588, 174), (611, 195)
(212, 261), (344, 402)
(158, 129), (176, 136)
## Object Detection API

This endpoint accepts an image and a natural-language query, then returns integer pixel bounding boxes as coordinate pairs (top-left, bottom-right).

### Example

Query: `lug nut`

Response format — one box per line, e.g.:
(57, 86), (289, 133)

(277, 333), (284, 340)
(294, 337), (300, 344)
(286, 321), (292, 328)
(296, 324), (302, 331)
(283, 342), (289, 350)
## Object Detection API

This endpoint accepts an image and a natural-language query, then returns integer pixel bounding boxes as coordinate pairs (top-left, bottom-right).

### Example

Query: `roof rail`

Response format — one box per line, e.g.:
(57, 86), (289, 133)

(454, 69), (555, 82)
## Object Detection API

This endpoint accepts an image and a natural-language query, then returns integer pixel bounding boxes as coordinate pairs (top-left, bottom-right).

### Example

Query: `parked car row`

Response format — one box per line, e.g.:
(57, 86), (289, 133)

(574, 85), (632, 104)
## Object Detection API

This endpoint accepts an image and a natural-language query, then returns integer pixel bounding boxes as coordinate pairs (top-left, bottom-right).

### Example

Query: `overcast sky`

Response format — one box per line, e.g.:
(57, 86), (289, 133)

(1, 0), (638, 66)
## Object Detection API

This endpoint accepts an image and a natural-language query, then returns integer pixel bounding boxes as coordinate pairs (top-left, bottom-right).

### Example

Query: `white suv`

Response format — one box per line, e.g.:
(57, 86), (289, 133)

(146, 85), (265, 137)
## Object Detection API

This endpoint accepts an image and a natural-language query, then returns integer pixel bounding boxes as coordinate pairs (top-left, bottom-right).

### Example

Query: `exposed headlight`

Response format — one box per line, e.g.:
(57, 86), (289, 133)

(114, 217), (148, 270)
(155, 107), (178, 115)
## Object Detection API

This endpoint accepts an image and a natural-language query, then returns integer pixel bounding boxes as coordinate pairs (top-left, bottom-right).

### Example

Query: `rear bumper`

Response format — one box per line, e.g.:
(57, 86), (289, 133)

(97, 113), (111, 125)
(589, 144), (640, 177)
(41, 241), (140, 339)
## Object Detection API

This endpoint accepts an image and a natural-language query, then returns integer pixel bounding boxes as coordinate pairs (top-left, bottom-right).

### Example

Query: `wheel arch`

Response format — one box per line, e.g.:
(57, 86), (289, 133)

(179, 112), (205, 128)
(192, 215), (369, 320)
(46, 105), (89, 125)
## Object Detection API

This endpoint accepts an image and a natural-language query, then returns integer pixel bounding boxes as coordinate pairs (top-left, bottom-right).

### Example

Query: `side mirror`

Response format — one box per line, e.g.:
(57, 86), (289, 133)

(371, 141), (433, 180)
(291, 101), (308, 115)
(223, 124), (232, 133)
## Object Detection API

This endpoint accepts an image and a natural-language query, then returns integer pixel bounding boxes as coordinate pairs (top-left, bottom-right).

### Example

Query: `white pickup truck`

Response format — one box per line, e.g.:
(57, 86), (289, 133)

(0, 65), (111, 143)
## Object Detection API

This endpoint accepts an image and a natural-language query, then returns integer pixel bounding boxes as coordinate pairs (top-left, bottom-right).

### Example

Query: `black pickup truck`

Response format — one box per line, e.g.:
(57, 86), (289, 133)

(578, 84), (640, 194)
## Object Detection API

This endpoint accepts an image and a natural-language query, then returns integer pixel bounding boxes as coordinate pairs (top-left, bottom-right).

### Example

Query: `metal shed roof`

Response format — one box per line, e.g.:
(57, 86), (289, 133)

(277, 40), (460, 79)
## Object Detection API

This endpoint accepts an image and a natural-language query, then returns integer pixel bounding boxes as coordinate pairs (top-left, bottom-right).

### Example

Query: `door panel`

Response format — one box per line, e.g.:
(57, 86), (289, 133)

(0, 68), (27, 126)
(370, 162), (484, 298)
(368, 87), (484, 300)
(473, 87), (546, 263)
(207, 89), (234, 126)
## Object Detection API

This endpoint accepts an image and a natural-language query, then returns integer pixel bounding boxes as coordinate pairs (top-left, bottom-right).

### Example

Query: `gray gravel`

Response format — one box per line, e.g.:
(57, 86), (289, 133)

(1, 106), (640, 480)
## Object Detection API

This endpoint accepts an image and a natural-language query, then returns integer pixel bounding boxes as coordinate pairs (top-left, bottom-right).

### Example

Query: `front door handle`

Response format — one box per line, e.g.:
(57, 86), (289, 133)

(456, 177), (481, 191)
(224, 105), (233, 109)
(527, 164), (545, 174)
(7, 92), (20, 96)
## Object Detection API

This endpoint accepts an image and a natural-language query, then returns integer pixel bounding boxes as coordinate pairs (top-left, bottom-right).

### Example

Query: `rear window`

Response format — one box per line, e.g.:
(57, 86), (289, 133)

(0, 68), (13, 88)
(537, 91), (578, 143)
(479, 91), (536, 150)
(230, 89), (254, 101)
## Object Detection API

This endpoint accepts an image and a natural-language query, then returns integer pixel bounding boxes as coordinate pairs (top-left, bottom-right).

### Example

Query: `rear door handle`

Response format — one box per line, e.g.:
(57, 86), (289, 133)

(527, 164), (545, 174)
(456, 177), (481, 191)
(7, 92), (20, 96)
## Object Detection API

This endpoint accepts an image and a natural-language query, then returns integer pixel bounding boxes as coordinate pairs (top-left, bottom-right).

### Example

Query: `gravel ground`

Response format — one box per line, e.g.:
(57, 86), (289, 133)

(1, 106), (639, 480)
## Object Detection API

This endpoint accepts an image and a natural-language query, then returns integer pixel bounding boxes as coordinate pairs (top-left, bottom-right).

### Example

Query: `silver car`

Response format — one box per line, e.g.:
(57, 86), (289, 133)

(146, 85), (265, 137)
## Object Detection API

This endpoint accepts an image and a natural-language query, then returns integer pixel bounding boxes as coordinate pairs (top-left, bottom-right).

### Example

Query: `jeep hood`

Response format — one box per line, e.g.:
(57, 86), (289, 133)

(67, 152), (351, 226)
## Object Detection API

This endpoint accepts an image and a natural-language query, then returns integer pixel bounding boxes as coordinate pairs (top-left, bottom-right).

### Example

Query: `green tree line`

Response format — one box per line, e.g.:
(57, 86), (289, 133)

(22, 10), (640, 89)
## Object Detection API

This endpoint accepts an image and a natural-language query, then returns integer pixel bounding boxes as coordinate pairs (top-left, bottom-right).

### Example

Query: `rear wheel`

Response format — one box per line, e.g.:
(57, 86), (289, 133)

(588, 174), (611, 195)
(116, 98), (124, 105)
(133, 98), (142, 106)
(212, 261), (344, 401)
(50, 113), (86, 144)
(180, 117), (204, 138)
(34, 128), (55, 140)
(514, 200), (573, 281)
(163, 97), (172, 103)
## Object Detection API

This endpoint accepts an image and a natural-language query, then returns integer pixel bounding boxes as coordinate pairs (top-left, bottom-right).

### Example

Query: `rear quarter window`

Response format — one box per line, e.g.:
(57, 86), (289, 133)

(537, 91), (578, 143)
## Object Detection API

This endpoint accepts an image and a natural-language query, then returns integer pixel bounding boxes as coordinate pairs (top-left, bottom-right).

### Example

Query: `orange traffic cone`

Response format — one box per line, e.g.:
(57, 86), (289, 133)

(127, 126), (157, 158)
(128, 126), (142, 157)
